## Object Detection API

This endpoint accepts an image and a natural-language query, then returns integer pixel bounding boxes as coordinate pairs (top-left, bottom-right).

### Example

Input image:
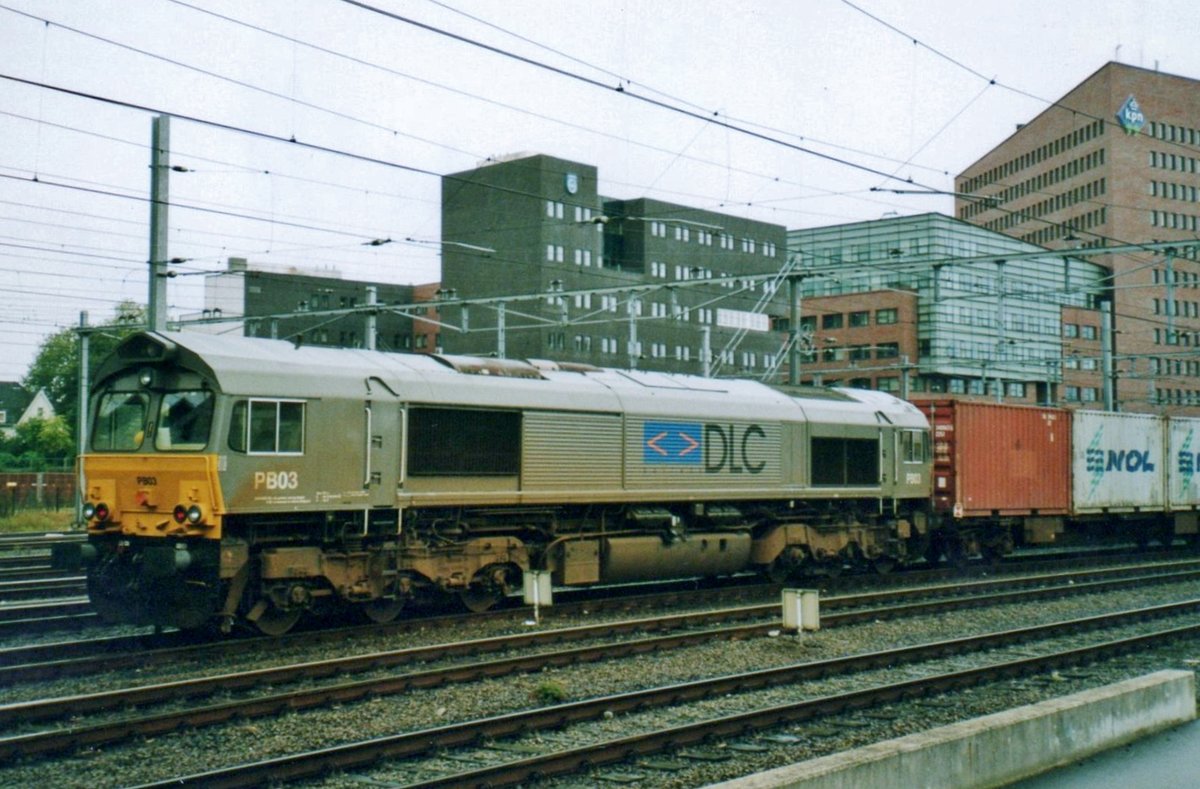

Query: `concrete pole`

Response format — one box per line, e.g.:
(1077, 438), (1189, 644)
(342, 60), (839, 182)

(788, 275), (801, 386)
(627, 296), (640, 369)
(1102, 299), (1116, 410)
(1165, 248), (1176, 346)
(496, 302), (506, 359)
(75, 312), (89, 525)
(701, 326), (712, 378)
(148, 116), (170, 332)
(365, 286), (377, 351)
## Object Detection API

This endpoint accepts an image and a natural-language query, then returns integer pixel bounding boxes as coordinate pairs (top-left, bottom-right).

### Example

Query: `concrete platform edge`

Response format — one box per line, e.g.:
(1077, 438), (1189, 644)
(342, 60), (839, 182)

(706, 669), (1196, 789)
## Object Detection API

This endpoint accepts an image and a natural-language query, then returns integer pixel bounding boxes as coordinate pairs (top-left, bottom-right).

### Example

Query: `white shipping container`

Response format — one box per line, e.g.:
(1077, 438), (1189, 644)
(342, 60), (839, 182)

(1072, 411), (1165, 513)
(1167, 416), (1200, 510)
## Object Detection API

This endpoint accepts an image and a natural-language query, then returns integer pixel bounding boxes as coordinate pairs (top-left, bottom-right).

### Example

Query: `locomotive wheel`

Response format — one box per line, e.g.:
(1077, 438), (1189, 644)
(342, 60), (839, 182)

(870, 556), (896, 575)
(459, 586), (503, 613)
(254, 606), (302, 636)
(766, 547), (808, 583)
(363, 597), (406, 624)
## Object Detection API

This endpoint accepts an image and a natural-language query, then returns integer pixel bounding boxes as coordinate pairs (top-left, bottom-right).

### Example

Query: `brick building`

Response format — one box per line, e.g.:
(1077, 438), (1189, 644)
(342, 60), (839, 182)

(956, 61), (1200, 412)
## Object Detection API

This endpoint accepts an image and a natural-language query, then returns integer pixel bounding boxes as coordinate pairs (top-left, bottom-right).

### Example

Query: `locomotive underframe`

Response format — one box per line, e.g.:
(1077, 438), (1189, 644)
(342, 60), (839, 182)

(77, 494), (929, 633)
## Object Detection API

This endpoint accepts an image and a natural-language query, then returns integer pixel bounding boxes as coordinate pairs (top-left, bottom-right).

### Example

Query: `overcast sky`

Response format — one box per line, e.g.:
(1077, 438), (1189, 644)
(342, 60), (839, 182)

(2, 0), (1198, 382)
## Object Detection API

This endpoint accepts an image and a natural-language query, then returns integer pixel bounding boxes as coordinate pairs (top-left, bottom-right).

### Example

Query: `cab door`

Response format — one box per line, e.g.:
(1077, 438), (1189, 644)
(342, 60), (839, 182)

(363, 378), (401, 507)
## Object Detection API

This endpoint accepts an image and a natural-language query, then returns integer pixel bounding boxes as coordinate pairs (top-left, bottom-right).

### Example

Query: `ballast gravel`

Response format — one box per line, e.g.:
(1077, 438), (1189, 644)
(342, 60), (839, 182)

(0, 577), (1198, 788)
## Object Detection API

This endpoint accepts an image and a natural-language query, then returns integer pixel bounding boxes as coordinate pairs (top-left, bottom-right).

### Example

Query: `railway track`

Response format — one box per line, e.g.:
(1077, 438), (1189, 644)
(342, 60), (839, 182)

(0, 576), (86, 602)
(0, 543), (1184, 638)
(3, 557), (1197, 681)
(2, 563), (1198, 763)
(122, 602), (1200, 788)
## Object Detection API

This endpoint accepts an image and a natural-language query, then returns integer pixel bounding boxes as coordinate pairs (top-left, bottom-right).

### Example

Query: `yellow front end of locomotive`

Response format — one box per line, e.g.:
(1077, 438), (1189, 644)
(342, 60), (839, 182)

(81, 454), (226, 540)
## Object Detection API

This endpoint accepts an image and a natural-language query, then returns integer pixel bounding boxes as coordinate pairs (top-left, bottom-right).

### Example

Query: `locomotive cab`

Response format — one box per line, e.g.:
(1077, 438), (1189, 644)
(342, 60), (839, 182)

(74, 333), (228, 629)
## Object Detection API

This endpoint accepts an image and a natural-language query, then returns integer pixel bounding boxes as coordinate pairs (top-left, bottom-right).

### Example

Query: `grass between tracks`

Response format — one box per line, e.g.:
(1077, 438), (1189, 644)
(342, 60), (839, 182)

(0, 509), (77, 534)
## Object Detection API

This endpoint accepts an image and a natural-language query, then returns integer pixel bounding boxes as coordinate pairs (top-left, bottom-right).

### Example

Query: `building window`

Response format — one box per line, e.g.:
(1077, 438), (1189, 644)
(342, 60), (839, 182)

(1080, 325), (1097, 340)
(875, 343), (899, 359)
(849, 310), (870, 327)
(875, 308), (898, 325)
(821, 313), (843, 330)
(1063, 324), (1079, 338)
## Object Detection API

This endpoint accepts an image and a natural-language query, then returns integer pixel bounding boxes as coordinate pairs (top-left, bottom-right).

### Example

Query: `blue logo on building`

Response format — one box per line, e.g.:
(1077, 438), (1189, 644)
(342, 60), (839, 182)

(1116, 94), (1145, 135)
(643, 421), (701, 465)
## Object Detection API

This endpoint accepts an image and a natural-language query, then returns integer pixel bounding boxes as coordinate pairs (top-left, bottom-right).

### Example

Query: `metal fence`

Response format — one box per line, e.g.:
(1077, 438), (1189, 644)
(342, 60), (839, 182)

(0, 473), (76, 517)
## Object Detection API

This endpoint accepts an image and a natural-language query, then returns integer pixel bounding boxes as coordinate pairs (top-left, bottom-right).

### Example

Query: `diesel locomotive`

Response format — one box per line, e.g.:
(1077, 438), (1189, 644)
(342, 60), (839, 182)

(64, 331), (934, 635)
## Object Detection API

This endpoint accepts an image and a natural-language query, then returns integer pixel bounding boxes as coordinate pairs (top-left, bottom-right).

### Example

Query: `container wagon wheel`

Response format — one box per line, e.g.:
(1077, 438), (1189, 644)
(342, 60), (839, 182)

(1153, 520), (1176, 548)
(363, 597), (406, 624)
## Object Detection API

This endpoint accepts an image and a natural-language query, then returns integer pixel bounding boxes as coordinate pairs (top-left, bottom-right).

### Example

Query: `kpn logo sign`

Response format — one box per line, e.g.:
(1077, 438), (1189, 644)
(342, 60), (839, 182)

(1116, 94), (1146, 135)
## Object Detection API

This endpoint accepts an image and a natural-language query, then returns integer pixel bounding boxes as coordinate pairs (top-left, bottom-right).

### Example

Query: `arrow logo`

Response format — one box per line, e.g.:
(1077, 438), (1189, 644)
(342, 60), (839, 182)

(643, 421), (703, 465)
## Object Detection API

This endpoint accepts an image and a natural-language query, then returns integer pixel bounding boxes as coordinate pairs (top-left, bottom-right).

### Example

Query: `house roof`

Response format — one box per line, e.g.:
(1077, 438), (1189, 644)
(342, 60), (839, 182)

(0, 382), (31, 425)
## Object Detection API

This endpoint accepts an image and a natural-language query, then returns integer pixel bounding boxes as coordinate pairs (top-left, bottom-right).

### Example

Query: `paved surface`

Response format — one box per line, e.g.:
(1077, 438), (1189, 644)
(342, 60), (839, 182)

(1007, 718), (1200, 788)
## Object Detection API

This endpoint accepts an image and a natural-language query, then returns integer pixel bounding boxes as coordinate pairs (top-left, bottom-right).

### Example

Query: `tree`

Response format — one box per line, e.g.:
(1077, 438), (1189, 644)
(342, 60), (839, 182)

(23, 301), (145, 438)
(0, 416), (75, 470)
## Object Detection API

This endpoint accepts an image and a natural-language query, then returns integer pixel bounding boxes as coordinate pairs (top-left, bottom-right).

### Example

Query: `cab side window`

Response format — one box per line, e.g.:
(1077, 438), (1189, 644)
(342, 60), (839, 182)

(901, 429), (927, 464)
(229, 399), (305, 455)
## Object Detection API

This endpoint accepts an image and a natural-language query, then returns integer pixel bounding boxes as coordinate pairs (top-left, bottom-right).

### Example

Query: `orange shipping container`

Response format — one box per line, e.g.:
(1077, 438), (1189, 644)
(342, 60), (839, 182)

(917, 400), (1071, 517)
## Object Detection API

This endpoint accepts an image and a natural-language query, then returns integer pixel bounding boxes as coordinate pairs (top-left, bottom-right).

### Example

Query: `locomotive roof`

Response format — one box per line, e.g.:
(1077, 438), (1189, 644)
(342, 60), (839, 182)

(100, 332), (925, 428)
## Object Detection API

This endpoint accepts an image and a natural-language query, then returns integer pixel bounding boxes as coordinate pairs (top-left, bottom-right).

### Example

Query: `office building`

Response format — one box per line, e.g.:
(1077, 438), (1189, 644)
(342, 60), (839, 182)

(788, 213), (1109, 405)
(439, 153), (791, 376)
(956, 61), (1200, 412)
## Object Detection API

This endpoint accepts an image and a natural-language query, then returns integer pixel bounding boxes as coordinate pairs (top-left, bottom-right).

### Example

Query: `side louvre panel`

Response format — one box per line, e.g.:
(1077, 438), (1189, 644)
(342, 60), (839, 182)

(522, 412), (623, 491)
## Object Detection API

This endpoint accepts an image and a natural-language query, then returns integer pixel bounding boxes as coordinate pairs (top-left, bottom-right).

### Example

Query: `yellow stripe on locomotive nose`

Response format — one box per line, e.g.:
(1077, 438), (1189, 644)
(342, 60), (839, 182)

(80, 454), (225, 539)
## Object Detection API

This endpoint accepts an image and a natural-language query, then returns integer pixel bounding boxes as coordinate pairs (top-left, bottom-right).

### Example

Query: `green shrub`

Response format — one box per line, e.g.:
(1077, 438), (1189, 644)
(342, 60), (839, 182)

(531, 680), (569, 704)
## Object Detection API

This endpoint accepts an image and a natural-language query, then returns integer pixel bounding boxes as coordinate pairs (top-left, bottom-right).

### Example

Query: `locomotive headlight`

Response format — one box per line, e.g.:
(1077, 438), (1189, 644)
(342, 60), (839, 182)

(138, 368), (155, 388)
(186, 505), (204, 524)
(82, 502), (96, 520)
(94, 503), (110, 522)
(172, 505), (188, 524)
